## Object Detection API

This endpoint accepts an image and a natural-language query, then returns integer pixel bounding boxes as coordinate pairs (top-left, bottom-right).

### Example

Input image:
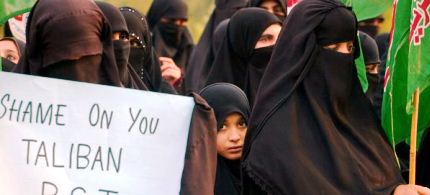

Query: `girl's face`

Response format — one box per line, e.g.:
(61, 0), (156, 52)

(217, 113), (248, 160)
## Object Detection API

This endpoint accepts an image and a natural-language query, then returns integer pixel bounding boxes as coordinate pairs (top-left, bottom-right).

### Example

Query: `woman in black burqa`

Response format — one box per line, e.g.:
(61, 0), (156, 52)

(241, 0), (422, 194)
(147, 0), (193, 80)
(120, 6), (177, 93)
(185, 0), (247, 93)
(14, 0), (121, 86)
(95, 1), (147, 90)
(200, 83), (250, 195)
(205, 8), (282, 106)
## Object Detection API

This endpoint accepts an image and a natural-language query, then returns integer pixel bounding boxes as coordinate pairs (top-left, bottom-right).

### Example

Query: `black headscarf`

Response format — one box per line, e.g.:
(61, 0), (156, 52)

(0, 37), (25, 72)
(418, 128), (430, 187)
(96, 1), (147, 90)
(248, 0), (287, 20)
(14, 0), (121, 86)
(359, 31), (380, 104)
(184, 0), (247, 93)
(242, 0), (403, 194)
(147, 0), (194, 71)
(199, 83), (250, 195)
(206, 8), (281, 106)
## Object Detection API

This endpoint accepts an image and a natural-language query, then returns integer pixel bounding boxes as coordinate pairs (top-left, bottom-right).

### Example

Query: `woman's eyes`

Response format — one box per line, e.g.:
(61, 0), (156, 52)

(259, 35), (273, 42)
(347, 44), (354, 53)
(6, 54), (17, 62)
(238, 120), (247, 128)
(119, 33), (129, 41)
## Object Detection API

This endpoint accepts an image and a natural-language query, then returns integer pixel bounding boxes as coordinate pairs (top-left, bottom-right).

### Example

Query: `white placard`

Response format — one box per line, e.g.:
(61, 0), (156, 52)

(0, 72), (195, 195)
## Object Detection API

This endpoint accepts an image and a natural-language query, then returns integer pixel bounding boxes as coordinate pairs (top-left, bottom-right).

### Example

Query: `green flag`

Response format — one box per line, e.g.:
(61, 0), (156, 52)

(340, 0), (393, 21)
(382, 0), (430, 147)
(0, 0), (35, 24)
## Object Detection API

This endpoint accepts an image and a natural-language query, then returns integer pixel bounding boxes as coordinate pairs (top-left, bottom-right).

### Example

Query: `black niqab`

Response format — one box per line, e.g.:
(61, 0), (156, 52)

(185, 0), (247, 93)
(120, 7), (176, 93)
(199, 83), (250, 195)
(147, 0), (194, 72)
(14, 0), (121, 86)
(206, 8), (281, 106)
(242, 0), (403, 194)
(96, 1), (148, 90)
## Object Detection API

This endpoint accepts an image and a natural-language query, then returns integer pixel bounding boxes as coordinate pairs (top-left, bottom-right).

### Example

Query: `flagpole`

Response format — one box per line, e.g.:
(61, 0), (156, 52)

(409, 88), (420, 185)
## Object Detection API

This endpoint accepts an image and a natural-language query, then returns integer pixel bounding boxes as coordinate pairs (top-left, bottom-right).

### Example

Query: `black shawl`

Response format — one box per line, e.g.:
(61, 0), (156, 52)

(242, 0), (403, 194)
(147, 0), (194, 71)
(205, 8), (281, 106)
(184, 0), (248, 93)
(14, 0), (121, 86)
(199, 83), (250, 195)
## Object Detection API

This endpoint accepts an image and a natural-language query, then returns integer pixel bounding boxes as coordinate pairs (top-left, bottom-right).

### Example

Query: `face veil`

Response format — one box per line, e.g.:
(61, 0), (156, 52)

(241, 0), (403, 194)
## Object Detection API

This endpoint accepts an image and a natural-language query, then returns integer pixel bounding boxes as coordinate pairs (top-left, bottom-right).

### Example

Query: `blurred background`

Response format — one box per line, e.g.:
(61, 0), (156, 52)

(0, 0), (214, 42)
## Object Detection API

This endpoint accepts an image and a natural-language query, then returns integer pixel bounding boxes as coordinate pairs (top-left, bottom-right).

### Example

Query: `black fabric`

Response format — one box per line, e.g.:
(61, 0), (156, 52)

(373, 33), (389, 119)
(418, 128), (430, 187)
(96, 1), (128, 33)
(1, 58), (16, 72)
(185, 0), (247, 93)
(14, 0), (121, 86)
(358, 24), (378, 38)
(359, 31), (380, 65)
(248, 0), (287, 20)
(96, 1), (148, 90)
(199, 83), (250, 195)
(206, 8), (281, 106)
(366, 73), (379, 104)
(3, 21), (13, 37)
(120, 7), (176, 93)
(214, 158), (241, 195)
(376, 33), (390, 61)
(186, 19), (230, 94)
(242, 0), (403, 194)
(147, 0), (194, 74)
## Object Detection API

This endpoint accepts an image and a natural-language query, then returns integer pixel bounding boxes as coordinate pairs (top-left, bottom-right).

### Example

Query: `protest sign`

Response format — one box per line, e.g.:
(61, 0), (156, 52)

(0, 72), (195, 195)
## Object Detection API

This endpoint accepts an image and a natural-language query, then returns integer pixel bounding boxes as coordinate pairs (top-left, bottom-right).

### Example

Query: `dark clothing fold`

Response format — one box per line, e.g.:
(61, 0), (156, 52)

(185, 0), (247, 93)
(180, 93), (218, 195)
